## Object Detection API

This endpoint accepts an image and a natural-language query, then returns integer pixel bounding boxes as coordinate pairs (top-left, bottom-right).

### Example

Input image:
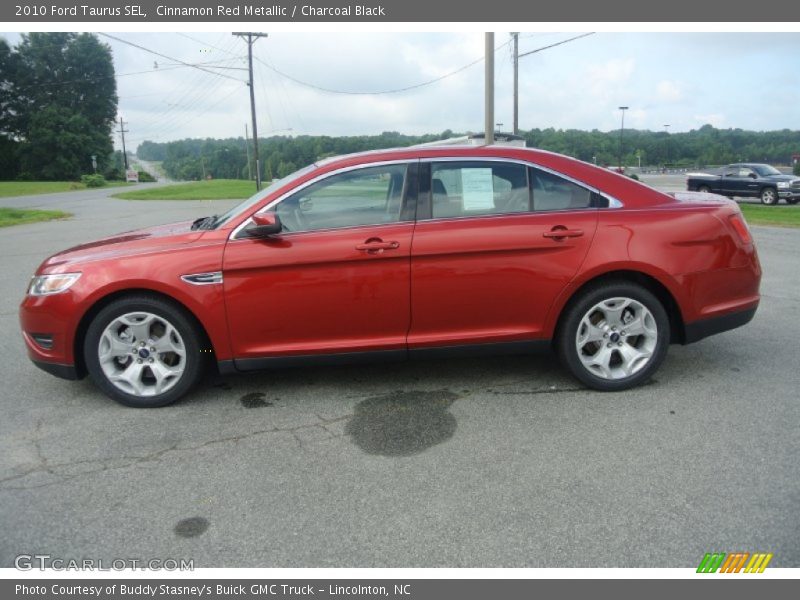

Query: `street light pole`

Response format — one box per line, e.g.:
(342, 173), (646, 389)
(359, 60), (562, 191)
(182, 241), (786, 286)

(663, 124), (670, 170)
(618, 106), (629, 171)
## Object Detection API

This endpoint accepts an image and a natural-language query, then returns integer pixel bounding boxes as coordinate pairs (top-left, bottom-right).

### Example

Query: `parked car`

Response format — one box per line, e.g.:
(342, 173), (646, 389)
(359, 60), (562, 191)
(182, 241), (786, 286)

(20, 146), (762, 407)
(686, 163), (800, 205)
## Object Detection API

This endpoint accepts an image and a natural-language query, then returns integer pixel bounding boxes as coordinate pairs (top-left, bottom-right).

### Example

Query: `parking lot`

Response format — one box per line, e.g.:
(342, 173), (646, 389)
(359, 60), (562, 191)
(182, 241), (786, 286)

(1, 179), (798, 567)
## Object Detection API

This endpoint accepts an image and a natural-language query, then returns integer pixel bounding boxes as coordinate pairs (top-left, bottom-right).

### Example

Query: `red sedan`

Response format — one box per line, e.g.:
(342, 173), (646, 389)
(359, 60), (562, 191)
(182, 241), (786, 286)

(19, 146), (761, 407)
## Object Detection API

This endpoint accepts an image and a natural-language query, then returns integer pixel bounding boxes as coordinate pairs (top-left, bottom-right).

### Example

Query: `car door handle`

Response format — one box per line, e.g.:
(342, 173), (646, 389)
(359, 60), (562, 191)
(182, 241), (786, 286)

(355, 239), (400, 253)
(543, 228), (584, 239)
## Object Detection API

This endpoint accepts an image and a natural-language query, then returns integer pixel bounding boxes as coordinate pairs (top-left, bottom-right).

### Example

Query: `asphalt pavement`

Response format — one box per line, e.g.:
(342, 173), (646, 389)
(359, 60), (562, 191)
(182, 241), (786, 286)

(0, 178), (798, 568)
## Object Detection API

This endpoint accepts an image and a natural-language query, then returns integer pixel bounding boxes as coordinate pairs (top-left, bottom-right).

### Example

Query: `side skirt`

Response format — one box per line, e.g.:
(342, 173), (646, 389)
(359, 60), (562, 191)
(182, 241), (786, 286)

(218, 340), (552, 374)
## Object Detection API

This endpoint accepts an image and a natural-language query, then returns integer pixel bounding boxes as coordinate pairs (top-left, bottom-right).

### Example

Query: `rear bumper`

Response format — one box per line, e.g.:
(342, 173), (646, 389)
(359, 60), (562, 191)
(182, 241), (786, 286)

(683, 305), (758, 344)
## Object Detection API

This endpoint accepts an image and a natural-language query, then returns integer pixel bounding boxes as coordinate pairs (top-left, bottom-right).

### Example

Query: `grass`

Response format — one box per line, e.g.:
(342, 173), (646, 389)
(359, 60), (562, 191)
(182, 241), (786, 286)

(113, 179), (256, 201)
(0, 207), (71, 228)
(740, 204), (800, 228)
(0, 181), (133, 198)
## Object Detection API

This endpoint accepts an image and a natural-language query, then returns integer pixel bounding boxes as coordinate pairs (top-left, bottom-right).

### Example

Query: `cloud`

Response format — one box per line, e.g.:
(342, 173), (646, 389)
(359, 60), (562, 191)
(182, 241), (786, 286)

(656, 80), (684, 103)
(587, 58), (635, 97)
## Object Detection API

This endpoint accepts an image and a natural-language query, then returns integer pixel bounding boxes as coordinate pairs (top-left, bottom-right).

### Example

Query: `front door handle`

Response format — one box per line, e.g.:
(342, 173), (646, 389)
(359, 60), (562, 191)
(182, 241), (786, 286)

(356, 239), (400, 253)
(543, 227), (584, 240)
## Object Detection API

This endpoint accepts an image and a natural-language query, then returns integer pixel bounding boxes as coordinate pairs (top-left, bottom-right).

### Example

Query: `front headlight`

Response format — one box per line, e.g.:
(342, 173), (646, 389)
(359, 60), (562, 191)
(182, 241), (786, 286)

(777, 181), (790, 188)
(28, 273), (81, 296)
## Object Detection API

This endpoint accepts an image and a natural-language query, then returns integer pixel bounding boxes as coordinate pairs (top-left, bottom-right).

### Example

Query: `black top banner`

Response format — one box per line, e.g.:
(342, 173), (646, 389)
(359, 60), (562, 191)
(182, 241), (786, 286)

(4, 0), (800, 22)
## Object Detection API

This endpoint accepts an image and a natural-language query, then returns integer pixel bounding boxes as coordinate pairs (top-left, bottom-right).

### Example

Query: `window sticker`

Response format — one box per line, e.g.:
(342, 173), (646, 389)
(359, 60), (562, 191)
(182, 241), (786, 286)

(461, 168), (495, 210)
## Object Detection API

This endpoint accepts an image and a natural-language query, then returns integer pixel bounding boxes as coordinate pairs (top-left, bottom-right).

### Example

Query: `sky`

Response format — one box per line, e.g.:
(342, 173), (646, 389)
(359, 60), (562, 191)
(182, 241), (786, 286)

(2, 31), (799, 151)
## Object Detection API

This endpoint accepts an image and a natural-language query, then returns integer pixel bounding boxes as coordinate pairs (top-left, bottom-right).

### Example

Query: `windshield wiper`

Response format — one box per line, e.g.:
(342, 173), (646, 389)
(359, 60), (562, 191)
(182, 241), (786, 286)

(190, 215), (218, 230)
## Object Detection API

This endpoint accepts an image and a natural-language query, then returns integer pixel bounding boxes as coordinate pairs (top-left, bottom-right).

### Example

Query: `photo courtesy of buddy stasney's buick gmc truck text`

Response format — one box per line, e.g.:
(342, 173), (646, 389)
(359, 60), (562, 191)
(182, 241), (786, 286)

(20, 145), (761, 407)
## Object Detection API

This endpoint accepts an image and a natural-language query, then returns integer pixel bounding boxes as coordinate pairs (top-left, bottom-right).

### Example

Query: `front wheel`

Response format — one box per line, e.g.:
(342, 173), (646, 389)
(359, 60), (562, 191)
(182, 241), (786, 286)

(84, 295), (205, 407)
(697, 185), (711, 194)
(556, 282), (670, 391)
(760, 187), (778, 205)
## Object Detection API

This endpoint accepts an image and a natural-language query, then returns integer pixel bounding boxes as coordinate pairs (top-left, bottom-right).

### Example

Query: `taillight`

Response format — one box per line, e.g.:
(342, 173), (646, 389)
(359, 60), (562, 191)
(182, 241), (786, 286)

(729, 213), (752, 245)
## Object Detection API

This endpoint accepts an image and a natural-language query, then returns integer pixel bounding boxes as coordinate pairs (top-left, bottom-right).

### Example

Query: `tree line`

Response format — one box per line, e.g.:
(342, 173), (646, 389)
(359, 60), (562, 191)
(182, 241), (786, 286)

(138, 125), (800, 182)
(0, 33), (119, 181)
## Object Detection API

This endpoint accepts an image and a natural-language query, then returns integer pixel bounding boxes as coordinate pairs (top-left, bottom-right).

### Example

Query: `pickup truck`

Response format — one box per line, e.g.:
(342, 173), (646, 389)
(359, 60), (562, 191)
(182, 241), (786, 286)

(686, 163), (800, 205)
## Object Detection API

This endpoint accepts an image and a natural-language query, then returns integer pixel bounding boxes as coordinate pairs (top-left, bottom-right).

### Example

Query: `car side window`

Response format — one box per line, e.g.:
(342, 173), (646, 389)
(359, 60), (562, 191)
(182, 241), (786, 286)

(723, 167), (739, 177)
(529, 167), (593, 211)
(738, 168), (754, 177)
(430, 161), (529, 219)
(274, 164), (408, 233)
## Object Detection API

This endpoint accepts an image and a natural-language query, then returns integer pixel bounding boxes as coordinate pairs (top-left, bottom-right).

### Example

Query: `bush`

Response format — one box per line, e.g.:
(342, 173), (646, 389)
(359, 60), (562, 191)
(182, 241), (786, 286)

(628, 173), (640, 181)
(137, 170), (156, 182)
(80, 174), (106, 188)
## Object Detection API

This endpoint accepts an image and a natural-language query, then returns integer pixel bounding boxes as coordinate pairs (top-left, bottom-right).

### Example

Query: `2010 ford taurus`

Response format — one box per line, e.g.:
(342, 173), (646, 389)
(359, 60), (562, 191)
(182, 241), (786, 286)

(19, 146), (761, 407)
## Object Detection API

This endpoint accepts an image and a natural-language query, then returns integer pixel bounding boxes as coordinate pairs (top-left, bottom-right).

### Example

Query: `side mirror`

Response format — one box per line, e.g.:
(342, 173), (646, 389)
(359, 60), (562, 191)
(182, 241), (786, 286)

(247, 213), (282, 238)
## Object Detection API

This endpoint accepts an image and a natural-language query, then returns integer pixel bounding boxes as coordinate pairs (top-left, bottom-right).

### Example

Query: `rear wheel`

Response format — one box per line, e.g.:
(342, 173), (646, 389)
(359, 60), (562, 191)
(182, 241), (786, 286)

(698, 185), (711, 193)
(84, 295), (205, 407)
(556, 282), (670, 391)
(760, 187), (778, 205)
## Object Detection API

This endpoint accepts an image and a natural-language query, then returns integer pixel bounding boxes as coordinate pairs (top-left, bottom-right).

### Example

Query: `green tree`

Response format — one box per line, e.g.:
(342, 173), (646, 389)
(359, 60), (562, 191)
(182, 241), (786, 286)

(3, 33), (117, 180)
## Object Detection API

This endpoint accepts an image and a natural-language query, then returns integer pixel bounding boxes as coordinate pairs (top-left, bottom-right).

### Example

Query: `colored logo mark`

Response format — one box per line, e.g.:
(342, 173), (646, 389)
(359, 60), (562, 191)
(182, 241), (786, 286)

(697, 552), (773, 573)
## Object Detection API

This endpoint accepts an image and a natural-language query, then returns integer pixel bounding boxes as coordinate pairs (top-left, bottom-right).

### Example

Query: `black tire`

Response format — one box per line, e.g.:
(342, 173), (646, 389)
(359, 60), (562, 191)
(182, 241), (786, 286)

(786, 198), (798, 205)
(84, 294), (206, 407)
(760, 187), (778, 205)
(556, 281), (671, 391)
(698, 185), (711, 193)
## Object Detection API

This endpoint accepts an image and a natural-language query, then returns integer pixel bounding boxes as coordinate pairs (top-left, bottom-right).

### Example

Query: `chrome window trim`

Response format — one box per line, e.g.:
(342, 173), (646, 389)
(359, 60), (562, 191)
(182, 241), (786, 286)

(229, 159), (414, 241)
(229, 155), (624, 240)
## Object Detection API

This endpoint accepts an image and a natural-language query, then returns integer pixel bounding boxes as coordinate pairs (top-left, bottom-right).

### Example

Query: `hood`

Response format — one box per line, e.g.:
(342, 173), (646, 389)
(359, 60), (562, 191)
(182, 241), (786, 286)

(40, 220), (204, 272)
(763, 174), (797, 182)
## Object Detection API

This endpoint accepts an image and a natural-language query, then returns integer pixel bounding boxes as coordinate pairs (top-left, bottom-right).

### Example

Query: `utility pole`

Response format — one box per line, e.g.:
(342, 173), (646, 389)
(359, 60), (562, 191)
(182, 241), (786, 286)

(244, 123), (252, 182)
(512, 32), (519, 135)
(234, 32), (268, 191)
(485, 32), (494, 146)
(117, 117), (129, 170)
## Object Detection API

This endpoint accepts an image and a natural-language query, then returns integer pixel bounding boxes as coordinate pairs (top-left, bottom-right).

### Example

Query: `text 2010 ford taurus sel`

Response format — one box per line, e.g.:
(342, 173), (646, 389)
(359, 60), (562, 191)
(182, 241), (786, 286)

(20, 146), (761, 407)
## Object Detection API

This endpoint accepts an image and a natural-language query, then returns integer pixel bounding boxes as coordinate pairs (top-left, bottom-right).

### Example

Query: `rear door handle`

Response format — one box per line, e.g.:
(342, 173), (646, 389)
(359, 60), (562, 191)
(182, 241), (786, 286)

(543, 228), (584, 239)
(356, 239), (400, 253)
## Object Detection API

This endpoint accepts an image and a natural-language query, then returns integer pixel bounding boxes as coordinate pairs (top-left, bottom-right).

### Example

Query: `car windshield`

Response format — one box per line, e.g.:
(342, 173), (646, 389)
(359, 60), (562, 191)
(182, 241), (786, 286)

(752, 165), (782, 176)
(211, 163), (318, 228)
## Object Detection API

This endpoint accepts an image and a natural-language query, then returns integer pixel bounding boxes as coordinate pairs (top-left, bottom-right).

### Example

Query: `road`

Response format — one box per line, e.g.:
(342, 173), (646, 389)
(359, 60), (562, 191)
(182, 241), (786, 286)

(0, 182), (797, 568)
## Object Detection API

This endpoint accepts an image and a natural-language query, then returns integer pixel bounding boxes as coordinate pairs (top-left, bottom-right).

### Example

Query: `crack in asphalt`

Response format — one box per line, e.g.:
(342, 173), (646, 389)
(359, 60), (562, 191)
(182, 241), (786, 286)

(1, 384), (583, 491)
(0, 413), (353, 492)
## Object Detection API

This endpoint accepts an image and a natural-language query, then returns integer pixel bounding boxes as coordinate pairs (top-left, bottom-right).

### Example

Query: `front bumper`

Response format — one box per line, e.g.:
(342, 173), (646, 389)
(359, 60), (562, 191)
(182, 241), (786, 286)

(20, 292), (82, 379)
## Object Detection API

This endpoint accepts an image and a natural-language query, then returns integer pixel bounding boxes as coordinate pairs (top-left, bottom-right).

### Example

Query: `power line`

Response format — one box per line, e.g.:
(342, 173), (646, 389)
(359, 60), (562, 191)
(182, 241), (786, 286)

(98, 33), (246, 83)
(253, 37), (513, 96)
(518, 32), (595, 59)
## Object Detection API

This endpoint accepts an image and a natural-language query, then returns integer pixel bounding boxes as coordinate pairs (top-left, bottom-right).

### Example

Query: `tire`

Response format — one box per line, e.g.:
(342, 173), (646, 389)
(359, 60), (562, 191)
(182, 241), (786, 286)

(786, 198), (798, 205)
(698, 185), (711, 193)
(84, 294), (206, 407)
(760, 187), (778, 205)
(556, 281), (670, 391)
